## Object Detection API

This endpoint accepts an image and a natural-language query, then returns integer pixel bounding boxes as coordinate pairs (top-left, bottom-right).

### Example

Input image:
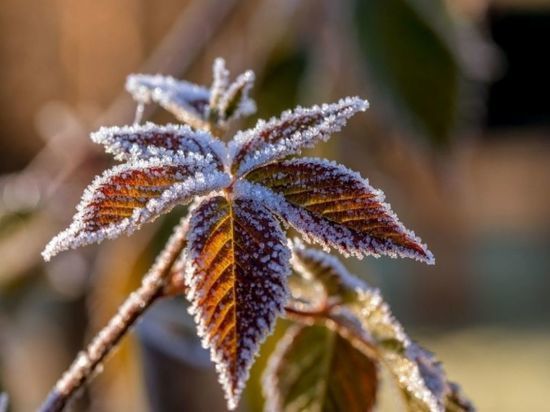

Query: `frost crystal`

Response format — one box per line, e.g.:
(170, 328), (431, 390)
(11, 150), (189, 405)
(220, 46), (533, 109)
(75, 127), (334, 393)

(228, 97), (368, 176)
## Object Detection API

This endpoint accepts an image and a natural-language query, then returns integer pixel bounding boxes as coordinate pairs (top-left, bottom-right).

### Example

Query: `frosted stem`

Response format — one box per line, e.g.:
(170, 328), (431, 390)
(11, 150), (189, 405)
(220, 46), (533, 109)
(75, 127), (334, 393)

(37, 217), (189, 412)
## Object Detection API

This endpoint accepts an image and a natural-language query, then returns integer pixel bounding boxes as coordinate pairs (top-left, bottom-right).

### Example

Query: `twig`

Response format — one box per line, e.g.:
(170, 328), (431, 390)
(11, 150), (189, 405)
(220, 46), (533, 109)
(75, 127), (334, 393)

(37, 218), (189, 412)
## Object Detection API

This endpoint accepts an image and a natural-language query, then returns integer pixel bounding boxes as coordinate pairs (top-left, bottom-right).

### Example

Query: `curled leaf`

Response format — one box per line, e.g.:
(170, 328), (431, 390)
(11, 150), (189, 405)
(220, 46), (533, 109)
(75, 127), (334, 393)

(229, 97), (368, 176)
(240, 158), (433, 264)
(263, 324), (378, 412)
(217, 70), (256, 123)
(42, 157), (230, 261)
(184, 195), (290, 409)
(126, 74), (211, 128)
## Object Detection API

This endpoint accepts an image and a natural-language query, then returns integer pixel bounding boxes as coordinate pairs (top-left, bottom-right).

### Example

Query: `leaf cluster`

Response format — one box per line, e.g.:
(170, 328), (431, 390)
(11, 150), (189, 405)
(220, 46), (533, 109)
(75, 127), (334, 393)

(42, 58), (471, 411)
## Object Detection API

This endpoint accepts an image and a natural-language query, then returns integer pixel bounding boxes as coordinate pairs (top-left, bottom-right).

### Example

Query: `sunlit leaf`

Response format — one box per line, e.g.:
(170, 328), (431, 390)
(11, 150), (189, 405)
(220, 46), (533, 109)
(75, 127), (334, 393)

(184, 195), (291, 409)
(354, 0), (459, 146)
(42, 157), (230, 261)
(289, 241), (473, 411)
(263, 324), (378, 412)
(228, 97), (368, 177)
(91, 122), (225, 168)
(241, 158), (433, 264)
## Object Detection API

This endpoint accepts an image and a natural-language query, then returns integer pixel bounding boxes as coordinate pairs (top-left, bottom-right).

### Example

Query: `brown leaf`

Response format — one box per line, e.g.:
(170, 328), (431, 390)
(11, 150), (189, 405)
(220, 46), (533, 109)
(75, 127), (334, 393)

(244, 158), (433, 263)
(184, 195), (290, 409)
(42, 158), (229, 260)
(91, 123), (225, 168)
(229, 97), (368, 176)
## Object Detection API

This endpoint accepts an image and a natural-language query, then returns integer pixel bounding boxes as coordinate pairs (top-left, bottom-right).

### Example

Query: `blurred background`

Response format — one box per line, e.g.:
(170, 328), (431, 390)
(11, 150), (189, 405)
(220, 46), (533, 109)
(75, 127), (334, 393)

(0, 0), (548, 411)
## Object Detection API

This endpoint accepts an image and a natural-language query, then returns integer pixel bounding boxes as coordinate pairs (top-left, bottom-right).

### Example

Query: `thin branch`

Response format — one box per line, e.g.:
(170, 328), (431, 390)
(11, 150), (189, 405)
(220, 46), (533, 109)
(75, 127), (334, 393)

(37, 217), (189, 412)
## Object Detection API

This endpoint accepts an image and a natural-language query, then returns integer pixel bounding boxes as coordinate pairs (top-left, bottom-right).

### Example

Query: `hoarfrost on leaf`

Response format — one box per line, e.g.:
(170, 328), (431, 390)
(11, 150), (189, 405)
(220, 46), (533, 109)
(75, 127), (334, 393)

(209, 57), (230, 109)
(91, 122), (225, 168)
(42, 157), (230, 261)
(228, 97), (368, 176)
(238, 157), (434, 264)
(126, 74), (211, 127)
(263, 324), (378, 412)
(184, 195), (290, 409)
(126, 58), (257, 131)
(217, 70), (256, 123)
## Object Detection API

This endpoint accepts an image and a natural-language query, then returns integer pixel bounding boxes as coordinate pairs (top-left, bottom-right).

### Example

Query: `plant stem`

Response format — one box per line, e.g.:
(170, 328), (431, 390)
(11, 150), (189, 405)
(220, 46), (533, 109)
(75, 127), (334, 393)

(38, 218), (189, 412)
(284, 304), (379, 360)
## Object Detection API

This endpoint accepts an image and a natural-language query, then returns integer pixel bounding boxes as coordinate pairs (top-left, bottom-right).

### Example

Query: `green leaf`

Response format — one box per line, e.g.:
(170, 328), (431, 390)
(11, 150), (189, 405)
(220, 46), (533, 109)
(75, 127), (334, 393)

(289, 240), (474, 411)
(263, 324), (378, 412)
(354, 0), (459, 146)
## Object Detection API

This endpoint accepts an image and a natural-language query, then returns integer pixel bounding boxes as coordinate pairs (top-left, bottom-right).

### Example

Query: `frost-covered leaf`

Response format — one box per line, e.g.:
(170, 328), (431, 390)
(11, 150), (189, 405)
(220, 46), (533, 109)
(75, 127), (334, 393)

(229, 97), (368, 177)
(217, 70), (256, 122)
(241, 158), (433, 264)
(263, 324), (378, 412)
(126, 58), (257, 130)
(289, 241), (473, 412)
(126, 74), (211, 128)
(91, 122), (225, 167)
(42, 156), (230, 261)
(184, 195), (290, 410)
(208, 57), (256, 124)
